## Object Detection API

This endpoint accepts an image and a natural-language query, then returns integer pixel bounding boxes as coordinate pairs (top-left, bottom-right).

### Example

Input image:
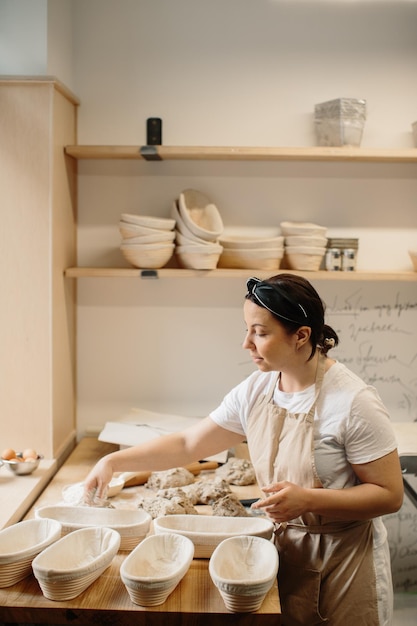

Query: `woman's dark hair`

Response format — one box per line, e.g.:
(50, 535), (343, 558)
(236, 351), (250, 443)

(245, 273), (339, 361)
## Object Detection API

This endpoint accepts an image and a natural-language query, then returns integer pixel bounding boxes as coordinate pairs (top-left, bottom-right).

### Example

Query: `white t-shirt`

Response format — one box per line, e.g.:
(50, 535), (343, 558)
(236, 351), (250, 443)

(210, 361), (397, 501)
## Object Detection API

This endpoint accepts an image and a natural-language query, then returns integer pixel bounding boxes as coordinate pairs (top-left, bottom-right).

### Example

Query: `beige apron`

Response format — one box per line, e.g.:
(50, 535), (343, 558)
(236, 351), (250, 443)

(246, 356), (379, 626)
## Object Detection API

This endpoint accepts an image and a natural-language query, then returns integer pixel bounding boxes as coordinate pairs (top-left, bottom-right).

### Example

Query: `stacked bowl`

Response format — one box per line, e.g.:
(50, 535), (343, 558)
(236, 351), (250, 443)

(218, 233), (285, 271)
(119, 213), (176, 269)
(172, 189), (224, 270)
(281, 221), (328, 271)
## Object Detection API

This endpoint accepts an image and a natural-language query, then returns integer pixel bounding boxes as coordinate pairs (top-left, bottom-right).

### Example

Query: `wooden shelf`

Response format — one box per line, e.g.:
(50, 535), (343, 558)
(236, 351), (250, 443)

(64, 145), (417, 163)
(64, 267), (417, 281)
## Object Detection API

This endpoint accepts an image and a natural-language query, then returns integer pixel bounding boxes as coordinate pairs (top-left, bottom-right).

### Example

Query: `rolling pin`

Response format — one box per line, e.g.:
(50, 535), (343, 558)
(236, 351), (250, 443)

(122, 460), (219, 487)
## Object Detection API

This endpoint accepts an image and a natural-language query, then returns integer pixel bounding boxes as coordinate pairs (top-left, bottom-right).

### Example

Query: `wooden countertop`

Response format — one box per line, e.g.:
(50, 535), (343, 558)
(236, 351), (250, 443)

(0, 457), (57, 529)
(0, 438), (281, 626)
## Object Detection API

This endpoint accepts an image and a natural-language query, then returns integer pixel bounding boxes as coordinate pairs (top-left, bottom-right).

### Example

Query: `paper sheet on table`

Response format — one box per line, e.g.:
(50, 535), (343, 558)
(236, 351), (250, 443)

(98, 407), (228, 463)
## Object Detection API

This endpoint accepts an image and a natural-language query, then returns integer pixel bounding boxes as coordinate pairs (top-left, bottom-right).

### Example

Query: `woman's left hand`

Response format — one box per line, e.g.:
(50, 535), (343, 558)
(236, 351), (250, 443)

(251, 481), (309, 522)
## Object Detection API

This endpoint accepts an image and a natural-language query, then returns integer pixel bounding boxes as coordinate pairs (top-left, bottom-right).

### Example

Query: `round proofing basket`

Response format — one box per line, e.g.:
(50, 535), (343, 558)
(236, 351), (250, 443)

(120, 214), (176, 230)
(218, 247), (284, 271)
(178, 189), (224, 241)
(219, 235), (284, 249)
(120, 243), (175, 269)
(280, 221), (327, 237)
(284, 246), (326, 271)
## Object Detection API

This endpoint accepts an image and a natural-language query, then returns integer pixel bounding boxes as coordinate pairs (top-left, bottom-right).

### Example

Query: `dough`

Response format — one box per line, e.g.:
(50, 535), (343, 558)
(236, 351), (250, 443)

(215, 458), (256, 485)
(192, 477), (232, 504)
(145, 467), (195, 490)
(211, 493), (250, 517)
(137, 494), (198, 519)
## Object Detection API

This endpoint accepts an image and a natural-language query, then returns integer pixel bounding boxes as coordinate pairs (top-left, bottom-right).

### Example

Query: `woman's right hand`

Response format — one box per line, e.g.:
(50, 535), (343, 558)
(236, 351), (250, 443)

(83, 455), (115, 503)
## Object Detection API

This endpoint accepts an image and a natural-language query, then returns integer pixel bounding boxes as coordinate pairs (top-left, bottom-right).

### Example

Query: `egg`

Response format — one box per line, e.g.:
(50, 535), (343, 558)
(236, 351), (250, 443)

(1, 448), (17, 461)
(22, 448), (38, 461)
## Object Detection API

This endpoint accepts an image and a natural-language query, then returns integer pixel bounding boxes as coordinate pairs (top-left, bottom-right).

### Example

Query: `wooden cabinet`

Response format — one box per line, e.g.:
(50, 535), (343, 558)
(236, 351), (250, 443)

(0, 78), (78, 460)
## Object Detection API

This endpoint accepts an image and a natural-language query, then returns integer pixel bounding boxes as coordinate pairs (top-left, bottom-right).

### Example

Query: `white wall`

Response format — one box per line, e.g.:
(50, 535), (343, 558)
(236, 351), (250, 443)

(71, 0), (417, 434)
(72, 0), (417, 147)
(0, 0), (74, 89)
(0, 0), (48, 74)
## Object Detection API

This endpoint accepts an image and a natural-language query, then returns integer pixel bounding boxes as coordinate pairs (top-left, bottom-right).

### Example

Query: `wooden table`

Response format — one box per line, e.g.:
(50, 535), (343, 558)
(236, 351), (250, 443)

(0, 438), (281, 625)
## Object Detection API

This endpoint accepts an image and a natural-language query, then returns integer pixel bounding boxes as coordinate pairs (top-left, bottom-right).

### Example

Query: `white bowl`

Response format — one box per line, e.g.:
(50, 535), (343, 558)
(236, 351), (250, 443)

(280, 221), (327, 237)
(285, 235), (328, 248)
(121, 213), (176, 230)
(408, 250), (417, 271)
(178, 189), (224, 242)
(120, 533), (194, 606)
(0, 519), (62, 588)
(153, 514), (274, 558)
(218, 247), (284, 271)
(35, 505), (151, 551)
(120, 243), (175, 269)
(284, 245), (326, 271)
(32, 527), (120, 601)
(121, 232), (176, 245)
(219, 235), (284, 249)
(209, 535), (279, 613)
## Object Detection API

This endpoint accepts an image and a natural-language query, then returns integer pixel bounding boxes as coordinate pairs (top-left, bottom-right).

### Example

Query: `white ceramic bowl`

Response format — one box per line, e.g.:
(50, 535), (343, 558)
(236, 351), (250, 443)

(209, 535), (279, 613)
(176, 243), (223, 270)
(218, 247), (284, 271)
(285, 235), (328, 248)
(35, 505), (151, 551)
(120, 213), (176, 230)
(219, 235), (284, 249)
(120, 532), (194, 606)
(280, 221), (327, 237)
(178, 189), (224, 242)
(408, 250), (417, 271)
(284, 245), (326, 271)
(120, 242), (175, 269)
(0, 519), (62, 588)
(153, 514), (274, 558)
(32, 526), (120, 601)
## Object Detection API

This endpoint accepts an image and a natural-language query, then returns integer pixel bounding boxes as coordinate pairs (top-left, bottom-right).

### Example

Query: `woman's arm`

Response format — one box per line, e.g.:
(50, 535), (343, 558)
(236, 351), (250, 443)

(84, 417), (244, 498)
(252, 449), (404, 522)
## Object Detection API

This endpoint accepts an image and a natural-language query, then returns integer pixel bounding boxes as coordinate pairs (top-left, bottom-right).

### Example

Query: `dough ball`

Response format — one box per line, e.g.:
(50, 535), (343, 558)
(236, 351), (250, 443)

(145, 467), (195, 490)
(215, 458), (256, 485)
(193, 477), (232, 504)
(211, 493), (250, 517)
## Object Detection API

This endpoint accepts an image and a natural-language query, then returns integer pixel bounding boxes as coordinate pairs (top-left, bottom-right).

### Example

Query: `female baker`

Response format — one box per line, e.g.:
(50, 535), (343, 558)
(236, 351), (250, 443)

(84, 273), (403, 626)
